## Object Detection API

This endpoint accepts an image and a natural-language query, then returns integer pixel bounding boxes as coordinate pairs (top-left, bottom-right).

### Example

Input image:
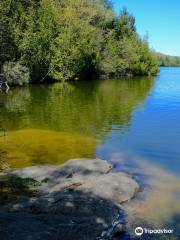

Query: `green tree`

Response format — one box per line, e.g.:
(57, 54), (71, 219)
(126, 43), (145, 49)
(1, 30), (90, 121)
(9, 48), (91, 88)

(157, 53), (180, 67)
(0, 0), (159, 84)
(114, 8), (136, 39)
(49, 0), (100, 81)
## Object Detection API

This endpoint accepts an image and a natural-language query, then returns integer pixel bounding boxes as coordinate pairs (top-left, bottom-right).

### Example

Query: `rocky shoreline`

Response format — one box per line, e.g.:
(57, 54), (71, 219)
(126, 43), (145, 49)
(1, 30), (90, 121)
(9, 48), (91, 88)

(0, 158), (139, 240)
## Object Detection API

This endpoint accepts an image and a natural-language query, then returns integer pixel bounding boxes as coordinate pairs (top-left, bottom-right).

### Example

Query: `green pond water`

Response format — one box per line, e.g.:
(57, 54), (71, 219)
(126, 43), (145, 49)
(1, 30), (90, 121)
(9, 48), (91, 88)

(0, 67), (180, 238)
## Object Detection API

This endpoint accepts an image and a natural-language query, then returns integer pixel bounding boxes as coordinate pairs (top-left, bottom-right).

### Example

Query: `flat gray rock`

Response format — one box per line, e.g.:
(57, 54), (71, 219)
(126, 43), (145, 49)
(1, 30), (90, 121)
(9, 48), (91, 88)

(0, 159), (139, 240)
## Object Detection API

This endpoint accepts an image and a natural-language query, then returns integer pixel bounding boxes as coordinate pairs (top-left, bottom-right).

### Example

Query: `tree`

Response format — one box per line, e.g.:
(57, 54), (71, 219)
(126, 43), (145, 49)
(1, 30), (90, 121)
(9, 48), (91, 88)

(0, 0), (159, 84)
(114, 8), (136, 39)
(49, 0), (100, 81)
(157, 53), (180, 67)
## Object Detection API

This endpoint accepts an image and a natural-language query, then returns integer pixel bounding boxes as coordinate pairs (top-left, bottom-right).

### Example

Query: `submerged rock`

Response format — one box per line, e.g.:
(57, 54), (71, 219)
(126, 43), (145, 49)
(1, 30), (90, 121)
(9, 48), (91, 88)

(0, 129), (96, 169)
(0, 159), (139, 240)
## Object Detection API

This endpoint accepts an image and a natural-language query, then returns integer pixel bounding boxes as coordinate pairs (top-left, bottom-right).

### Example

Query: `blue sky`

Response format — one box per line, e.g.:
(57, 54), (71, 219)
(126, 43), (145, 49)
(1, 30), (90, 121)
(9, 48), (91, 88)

(112, 0), (180, 56)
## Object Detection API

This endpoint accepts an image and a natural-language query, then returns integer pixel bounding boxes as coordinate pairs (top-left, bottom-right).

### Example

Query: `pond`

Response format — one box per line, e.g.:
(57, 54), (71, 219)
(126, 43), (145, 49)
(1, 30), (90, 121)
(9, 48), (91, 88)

(0, 67), (180, 238)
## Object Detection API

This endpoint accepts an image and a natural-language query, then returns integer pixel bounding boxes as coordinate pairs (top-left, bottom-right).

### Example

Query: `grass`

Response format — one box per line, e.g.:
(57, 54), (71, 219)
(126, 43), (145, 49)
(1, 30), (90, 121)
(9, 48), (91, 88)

(0, 175), (48, 204)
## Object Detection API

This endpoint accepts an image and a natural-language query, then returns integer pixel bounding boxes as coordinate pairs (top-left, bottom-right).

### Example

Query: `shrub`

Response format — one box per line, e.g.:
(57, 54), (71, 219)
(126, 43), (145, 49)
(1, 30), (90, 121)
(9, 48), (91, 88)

(2, 62), (30, 86)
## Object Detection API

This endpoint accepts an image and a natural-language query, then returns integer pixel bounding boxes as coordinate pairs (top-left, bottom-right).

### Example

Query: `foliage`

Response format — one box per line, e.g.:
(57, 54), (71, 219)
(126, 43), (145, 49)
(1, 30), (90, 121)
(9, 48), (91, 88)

(114, 8), (136, 39)
(157, 53), (180, 67)
(0, 0), (159, 83)
(2, 62), (30, 86)
(49, 2), (99, 81)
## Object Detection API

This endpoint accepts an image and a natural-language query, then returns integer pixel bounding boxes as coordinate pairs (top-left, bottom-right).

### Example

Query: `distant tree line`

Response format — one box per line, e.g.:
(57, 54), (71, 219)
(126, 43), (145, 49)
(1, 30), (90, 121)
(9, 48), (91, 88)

(0, 0), (159, 85)
(157, 53), (180, 67)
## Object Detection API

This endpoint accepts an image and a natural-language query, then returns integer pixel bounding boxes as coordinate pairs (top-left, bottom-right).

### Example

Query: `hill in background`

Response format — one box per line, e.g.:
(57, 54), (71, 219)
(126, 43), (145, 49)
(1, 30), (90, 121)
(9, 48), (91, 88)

(157, 53), (180, 67)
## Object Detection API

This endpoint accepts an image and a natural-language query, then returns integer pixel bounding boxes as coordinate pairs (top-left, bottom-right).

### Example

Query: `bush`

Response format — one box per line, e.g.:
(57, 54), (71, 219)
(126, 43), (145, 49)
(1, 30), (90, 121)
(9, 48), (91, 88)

(2, 62), (30, 86)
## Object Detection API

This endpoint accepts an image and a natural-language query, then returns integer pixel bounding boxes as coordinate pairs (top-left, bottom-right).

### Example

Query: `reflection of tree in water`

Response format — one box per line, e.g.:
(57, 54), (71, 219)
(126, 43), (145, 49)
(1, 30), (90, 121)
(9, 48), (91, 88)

(0, 88), (31, 129)
(0, 77), (155, 139)
(0, 88), (31, 112)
